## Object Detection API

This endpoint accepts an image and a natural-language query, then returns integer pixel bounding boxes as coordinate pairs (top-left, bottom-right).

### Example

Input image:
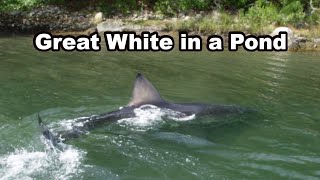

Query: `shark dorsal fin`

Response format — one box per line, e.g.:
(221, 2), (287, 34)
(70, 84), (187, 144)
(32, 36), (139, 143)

(128, 73), (164, 106)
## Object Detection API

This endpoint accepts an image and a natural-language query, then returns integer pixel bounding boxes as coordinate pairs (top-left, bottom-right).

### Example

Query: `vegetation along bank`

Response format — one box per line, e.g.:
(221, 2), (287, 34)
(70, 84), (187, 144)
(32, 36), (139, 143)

(1, 0), (319, 51)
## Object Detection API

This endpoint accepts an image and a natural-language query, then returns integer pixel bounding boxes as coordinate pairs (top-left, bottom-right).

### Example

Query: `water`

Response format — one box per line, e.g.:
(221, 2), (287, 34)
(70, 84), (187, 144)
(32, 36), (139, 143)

(0, 35), (320, 179)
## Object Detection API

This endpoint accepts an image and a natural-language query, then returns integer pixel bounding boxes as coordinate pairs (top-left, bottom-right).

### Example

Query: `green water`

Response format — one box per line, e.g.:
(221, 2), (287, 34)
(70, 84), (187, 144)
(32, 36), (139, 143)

(0, 35), (320, 179)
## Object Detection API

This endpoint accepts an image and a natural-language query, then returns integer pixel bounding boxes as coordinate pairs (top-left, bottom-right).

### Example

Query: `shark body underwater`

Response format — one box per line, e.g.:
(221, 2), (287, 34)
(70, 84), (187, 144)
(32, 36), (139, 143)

(39, 73), (249, 148)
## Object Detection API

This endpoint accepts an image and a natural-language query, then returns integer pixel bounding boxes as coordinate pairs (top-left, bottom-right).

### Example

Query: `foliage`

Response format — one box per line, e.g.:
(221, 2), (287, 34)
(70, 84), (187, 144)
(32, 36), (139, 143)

(0, 0), (319, 26)
(239, 0), (307, 26)
(153, 0), (211, 15)
(241, 0), (279, 26)
(280, 0), (306, 24)
(214, 0), (256, 11)
(0, 0), (41, 11)
(99, 0), (138, 15)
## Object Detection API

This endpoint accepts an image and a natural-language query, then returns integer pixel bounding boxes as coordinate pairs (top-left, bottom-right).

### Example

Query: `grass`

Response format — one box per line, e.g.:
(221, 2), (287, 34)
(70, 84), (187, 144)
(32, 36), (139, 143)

(0, 0), (42, 12)
(293, 24), (320, 38)
(129, 11), (320, 38)
(1, 0), (320, 38)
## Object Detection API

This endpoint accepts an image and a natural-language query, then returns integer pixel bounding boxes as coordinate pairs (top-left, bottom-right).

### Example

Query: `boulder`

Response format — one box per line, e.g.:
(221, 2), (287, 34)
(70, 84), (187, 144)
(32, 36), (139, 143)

(270, 27), (298, 50)
(93, 12), (103, 24)
(97, 20), (125, 32)
(314, 38), (320, 48)
(314, 38), (320, 44)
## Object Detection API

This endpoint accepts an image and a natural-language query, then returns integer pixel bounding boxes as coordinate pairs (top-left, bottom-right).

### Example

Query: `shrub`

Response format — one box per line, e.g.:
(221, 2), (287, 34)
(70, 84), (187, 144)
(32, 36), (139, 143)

(154, 0), (211, 16)
(98, 0), (138, 16)
(0, 0), (41, 11)
(279, 0), (305, 25)
(241, 0), (280, 26)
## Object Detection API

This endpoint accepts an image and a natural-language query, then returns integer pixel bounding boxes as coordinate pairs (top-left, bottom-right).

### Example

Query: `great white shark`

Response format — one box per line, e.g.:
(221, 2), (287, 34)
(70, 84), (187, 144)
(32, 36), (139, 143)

(39, 73), (248, 148)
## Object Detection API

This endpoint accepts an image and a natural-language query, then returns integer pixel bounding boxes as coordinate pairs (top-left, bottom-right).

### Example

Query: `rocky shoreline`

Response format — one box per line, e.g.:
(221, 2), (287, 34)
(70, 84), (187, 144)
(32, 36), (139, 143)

(0, 5), (94, 34)
(1, 5), (319, 51)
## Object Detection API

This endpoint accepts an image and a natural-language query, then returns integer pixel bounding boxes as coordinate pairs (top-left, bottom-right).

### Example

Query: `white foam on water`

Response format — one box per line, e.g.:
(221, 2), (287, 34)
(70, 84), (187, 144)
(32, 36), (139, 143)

(118, 105), (196, 129)
(48, 105), (195, 132)
(50, 116), (92, 132)
(56, 148), (85, 179)
(0, 106), (196, 179)
(118, 105), (164, 127)
(0, 142), (85, 180)
(0, 150), (48, 179)
(171, 114), (196, 121)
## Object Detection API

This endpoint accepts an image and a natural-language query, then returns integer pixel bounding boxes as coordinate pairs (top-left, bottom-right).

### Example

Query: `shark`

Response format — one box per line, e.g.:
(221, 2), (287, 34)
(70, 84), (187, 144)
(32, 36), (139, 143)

(39, 73), (247, 148)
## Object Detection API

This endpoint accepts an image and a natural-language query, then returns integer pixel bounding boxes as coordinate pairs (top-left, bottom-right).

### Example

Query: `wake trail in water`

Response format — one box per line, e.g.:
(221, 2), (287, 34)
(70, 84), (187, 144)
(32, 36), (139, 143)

(0, 106), (197, 179)
(0, 137), (85, 180)
(48, 105), (195, 132)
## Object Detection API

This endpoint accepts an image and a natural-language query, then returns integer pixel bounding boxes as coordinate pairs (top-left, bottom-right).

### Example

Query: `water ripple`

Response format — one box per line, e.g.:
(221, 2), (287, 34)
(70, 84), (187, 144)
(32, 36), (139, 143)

(240, 162), (319, 179)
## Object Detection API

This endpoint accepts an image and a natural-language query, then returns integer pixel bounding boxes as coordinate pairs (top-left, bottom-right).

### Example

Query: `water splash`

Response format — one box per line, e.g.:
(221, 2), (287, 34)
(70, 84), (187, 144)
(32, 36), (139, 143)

(117, 105), (195, 130)
(0, 106), (198, 179)
(50, 116), (92, 132)
(0, 141), (85, 180)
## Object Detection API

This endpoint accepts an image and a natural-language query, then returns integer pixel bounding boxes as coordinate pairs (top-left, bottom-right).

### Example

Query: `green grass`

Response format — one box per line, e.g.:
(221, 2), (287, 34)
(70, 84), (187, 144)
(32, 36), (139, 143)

(1, 0), (320, 38)
(126, 0), (319, 36)
(130, 11), (320, 38)
(0, 0), (42, 12)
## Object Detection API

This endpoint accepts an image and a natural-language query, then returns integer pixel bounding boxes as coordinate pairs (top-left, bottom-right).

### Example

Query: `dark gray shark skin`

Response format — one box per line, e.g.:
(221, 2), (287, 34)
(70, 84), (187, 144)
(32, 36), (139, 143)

(39, 73), (246, 149)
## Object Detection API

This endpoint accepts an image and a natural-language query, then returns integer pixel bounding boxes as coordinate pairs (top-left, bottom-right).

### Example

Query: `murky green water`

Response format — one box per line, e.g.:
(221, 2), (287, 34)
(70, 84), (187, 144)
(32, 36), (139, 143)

(0, 35), (320, 179)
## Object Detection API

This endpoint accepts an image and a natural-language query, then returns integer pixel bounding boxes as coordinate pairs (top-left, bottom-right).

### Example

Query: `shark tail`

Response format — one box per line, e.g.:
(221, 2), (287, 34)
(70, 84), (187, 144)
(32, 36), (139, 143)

(38, 113), (61, 148)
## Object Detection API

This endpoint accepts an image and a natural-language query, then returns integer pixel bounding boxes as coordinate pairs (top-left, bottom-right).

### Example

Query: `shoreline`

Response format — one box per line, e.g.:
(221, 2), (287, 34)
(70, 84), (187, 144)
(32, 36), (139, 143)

(1, 5), (319, 52)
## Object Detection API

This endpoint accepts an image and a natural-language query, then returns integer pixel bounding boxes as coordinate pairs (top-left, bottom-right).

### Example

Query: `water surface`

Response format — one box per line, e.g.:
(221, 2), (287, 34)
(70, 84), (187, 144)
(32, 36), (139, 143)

(0, 35), (320, 179)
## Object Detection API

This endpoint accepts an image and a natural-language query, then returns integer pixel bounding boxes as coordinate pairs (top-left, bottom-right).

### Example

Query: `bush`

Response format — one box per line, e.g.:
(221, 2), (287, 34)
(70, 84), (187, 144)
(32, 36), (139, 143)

(306, 11), (320, 25)
(0, 0), (319, 26)
(99, 0), (138, 15)
(241, 0), (279, 26)
(279, 0), (305, 24)
(215, 0), (256, 11)
(240, 0), (308, 26)
(0, 0), (41, 12)
(154, 0), (211, 15)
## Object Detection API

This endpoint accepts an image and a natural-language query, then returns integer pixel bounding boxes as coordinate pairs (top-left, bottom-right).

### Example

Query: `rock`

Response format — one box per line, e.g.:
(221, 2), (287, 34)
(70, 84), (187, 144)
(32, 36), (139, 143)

(296, 37), (307, 43)
(178, 12), (185, 19)
(10, 11), (20, 16)
(171, 17), (178, 21)
(0, 5), (94, 33)
(195, 14), (202, 19)
(148, 14), (156, 20)
(314, 38), (320, 44)
(97, 20), (125, 32)
(155, 14), (164, 20)
(313, 38), (320, 49)
(123, 25), (142, 31)
(132, 13), (138, 19)
(270, 27), (294, 38)
(270, 27), (297, 50)
(93, 12), (103, 24)
(143, 14), (149, 20)
(183, 16), (190, 21)
(28, 12), (34, 17)
(22, 19), (30, 26)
